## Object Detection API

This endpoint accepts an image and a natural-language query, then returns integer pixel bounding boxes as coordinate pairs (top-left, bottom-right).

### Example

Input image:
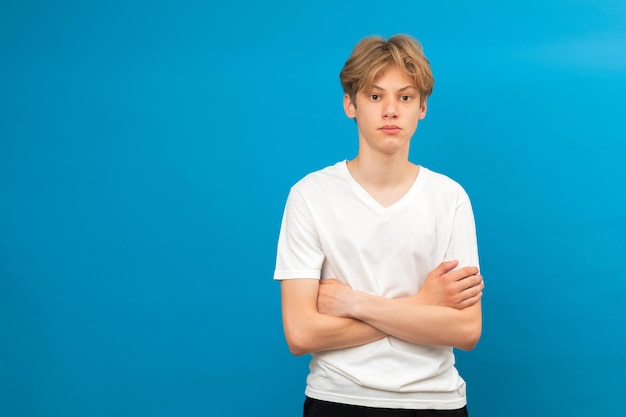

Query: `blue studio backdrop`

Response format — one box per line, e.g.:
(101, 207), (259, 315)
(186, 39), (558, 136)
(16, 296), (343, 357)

(2, 1), (625, 416)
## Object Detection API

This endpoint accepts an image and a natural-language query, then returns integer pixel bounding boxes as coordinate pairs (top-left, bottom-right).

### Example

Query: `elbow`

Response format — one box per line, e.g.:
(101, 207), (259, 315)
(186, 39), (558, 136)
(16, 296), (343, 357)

(456, 321), (482, 351)
(284, 328), (313, 356)
(286, 339), (309, 356)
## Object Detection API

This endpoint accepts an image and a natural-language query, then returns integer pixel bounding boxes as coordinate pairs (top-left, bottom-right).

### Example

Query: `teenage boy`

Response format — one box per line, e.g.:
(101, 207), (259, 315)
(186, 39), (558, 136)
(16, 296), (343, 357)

(274, 34), (484, 417)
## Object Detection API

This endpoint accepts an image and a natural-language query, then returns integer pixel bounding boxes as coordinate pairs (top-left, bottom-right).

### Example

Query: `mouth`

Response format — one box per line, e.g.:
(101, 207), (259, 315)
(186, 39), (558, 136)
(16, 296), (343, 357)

(380, 125), (401, 134)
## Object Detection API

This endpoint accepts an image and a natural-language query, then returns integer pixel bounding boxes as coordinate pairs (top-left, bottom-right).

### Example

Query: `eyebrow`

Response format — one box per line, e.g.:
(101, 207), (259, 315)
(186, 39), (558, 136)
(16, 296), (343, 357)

(370, 84), (418, 92)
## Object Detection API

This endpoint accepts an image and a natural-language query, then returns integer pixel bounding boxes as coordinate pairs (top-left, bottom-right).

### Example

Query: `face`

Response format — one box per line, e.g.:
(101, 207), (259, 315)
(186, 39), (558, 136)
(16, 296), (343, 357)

(344, 65), (427, 157)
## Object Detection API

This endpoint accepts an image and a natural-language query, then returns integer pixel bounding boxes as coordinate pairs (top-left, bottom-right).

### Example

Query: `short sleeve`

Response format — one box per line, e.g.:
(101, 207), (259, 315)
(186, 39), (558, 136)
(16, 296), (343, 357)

(273, 188), (325, 280)
(444, 187), (480, 270)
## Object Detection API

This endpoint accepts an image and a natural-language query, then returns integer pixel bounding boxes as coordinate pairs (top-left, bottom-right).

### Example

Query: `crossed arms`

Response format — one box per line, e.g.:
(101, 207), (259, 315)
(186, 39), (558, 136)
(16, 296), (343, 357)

(281, 260), (484, 356)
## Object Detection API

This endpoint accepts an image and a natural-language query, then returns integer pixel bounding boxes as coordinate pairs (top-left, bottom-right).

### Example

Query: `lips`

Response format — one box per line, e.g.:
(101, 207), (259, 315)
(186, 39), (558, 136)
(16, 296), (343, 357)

(380, 125), (401, 134)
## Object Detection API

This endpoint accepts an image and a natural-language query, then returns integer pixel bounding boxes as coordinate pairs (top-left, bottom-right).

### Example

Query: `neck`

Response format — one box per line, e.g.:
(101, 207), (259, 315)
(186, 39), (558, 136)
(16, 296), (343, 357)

(347, 151), (416, 188)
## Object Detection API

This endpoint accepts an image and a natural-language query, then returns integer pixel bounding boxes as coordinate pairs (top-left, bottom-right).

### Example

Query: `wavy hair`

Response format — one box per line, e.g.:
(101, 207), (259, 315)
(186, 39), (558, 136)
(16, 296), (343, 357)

(340, 34), (434, 106)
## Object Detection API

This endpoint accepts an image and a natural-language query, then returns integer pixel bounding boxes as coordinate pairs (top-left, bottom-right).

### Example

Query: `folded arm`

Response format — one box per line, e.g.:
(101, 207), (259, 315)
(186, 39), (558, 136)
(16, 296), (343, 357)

(281, 278), (386, 356)
(281, 260), (483, 355)
(319, 282), (482, 351)
(317, 260), (483, 351)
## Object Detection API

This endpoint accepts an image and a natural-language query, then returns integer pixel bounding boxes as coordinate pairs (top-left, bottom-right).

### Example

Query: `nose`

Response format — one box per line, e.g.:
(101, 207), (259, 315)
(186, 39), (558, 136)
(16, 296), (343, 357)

(383, 98), (397, 119)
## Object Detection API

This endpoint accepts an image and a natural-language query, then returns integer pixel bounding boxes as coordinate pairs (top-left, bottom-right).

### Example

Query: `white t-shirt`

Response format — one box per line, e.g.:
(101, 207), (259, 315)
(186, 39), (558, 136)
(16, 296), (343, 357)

(274, 161), (479, 410)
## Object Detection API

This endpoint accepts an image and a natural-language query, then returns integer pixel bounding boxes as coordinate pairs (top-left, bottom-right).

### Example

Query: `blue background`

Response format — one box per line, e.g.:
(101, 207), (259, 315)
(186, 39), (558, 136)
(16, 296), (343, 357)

(2, 1), (625, 416)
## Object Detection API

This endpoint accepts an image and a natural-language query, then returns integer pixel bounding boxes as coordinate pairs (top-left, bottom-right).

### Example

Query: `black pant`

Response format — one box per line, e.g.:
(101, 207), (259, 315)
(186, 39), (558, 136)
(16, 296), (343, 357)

(303, 397), (469, 417)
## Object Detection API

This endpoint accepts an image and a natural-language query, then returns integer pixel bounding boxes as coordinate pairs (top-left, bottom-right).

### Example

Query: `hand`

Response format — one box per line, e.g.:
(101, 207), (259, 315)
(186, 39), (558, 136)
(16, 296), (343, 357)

(316, 279), (358, 318)
(411, 260), (484, 310)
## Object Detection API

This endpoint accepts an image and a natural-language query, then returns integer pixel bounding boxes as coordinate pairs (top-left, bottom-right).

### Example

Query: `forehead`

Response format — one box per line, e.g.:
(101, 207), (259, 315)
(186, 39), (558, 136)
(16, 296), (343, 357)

(364, 65), (416, 91)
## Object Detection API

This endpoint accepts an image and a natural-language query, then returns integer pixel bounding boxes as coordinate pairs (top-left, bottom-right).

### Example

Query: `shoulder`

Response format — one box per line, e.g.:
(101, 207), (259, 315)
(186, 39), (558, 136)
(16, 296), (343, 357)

(420, 167), (471, 203)
(290, 161), (348, 195)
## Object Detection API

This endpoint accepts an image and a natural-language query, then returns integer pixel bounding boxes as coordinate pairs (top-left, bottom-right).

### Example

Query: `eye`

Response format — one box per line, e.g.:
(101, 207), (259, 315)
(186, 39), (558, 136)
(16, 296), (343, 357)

(400, 95), (412, 102)
(370, 94), (381, 101)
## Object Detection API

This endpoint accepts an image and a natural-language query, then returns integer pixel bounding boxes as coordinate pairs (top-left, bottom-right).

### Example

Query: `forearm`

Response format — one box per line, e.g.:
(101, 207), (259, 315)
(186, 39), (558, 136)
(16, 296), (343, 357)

(282, 309), (385, 355)
(351, 292), (482, 350)
(281, 279), (385, 356)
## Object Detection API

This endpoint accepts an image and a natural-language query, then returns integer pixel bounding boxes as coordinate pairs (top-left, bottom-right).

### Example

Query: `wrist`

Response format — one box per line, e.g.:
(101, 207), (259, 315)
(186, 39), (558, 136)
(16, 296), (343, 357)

(347, 290), (366, 319)
(406, 292), (425, 305)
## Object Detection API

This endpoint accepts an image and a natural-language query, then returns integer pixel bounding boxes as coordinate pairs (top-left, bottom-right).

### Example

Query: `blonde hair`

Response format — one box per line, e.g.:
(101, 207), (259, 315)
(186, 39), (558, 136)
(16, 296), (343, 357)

(340, 34), (434, 105)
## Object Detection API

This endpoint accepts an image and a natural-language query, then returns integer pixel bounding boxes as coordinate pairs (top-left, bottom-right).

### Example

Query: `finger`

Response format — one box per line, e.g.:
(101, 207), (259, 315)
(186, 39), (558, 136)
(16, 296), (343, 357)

(432, 260), (459, 277)
(446, 266), (480, 282)
(457, 280), (484, 301)
(457, 292), (483, 310)
(458, 274), (483, 291)
(458, 288), (484, 308)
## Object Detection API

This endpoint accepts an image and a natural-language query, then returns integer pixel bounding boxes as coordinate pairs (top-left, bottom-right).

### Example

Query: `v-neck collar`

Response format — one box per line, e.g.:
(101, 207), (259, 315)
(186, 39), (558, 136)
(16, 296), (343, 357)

(338, 160), (427, 213)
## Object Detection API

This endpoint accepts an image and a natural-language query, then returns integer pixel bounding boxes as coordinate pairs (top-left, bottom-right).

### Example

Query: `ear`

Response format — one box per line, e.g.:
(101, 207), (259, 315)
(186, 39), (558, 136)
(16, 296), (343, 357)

(418, 98), (428, 120)
(343, 93), (356, 119)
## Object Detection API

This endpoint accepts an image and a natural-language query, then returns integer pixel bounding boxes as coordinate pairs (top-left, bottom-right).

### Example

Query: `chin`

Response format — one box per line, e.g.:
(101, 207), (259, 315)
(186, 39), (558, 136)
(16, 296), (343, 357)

(378, 139), (411, 153)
